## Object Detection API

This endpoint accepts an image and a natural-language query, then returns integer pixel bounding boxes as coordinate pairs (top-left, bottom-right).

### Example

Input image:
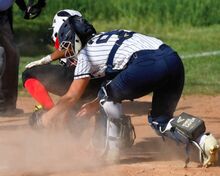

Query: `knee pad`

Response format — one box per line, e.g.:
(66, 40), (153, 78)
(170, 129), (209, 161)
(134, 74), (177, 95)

(149, 112), (206, 144)
(93, 97), (136, 154)
(94, 113), (136, 151)
(101, 100), (123, 119)
(98, 81), (123, 119)
(149, 112), (207, 167)
(168, 113), (206, 141)
(99, 99), (123, 151)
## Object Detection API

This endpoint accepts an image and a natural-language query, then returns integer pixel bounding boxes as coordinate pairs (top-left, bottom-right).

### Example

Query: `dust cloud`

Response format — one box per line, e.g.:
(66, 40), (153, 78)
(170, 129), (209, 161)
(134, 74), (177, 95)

(0, 118), (103, 174)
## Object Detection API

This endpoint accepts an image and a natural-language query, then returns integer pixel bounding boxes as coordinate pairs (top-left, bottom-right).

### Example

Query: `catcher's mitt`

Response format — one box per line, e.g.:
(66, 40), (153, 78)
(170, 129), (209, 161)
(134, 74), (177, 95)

(29, 105), (46, 129)
(24, 0), (46, 20)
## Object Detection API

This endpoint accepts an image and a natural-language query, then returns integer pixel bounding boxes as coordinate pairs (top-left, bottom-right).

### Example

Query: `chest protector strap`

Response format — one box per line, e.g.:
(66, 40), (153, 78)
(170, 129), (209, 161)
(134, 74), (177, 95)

(105, 30), (135, 79)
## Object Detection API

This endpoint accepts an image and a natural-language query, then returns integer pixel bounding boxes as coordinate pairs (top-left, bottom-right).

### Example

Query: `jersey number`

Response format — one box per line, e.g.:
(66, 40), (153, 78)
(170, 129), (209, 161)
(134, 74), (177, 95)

(96, 30), (122, 44)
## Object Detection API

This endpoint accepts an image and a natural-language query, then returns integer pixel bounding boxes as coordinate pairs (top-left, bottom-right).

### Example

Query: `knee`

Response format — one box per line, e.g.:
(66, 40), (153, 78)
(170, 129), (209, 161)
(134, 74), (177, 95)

(22, 69), (33, 86)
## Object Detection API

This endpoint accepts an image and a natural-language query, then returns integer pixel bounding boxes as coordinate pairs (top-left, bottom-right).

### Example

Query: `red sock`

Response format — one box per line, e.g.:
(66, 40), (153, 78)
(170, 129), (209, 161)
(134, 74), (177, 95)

(24, 78), (54, 110)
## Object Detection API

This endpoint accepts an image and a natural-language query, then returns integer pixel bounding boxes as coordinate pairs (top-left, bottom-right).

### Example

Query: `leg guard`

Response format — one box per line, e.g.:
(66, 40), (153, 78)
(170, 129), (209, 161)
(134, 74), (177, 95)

(103, 114), (136, 149)
(94, 86), (136, 163)
(148, 112), (219, 167)
(98, 101), (136, 151)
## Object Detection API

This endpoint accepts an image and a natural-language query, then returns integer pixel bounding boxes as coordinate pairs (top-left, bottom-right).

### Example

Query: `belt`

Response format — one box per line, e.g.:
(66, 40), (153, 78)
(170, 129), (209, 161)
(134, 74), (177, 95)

(128, 44), (175, 65)
(132, 44), (174, 58)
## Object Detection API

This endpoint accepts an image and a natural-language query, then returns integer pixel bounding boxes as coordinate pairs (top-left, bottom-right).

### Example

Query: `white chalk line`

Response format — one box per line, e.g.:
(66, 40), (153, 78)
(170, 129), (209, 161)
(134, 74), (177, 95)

(181, 50), (220, 59)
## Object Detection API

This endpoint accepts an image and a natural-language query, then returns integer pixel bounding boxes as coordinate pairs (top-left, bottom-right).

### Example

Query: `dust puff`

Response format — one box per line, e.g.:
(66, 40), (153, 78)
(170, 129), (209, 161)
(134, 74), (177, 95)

(0, 116), (103, 174)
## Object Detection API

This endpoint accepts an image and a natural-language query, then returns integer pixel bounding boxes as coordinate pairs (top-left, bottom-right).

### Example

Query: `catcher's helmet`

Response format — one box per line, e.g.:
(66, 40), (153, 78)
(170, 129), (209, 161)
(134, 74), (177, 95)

(58, 15), (96, 56)
(51, 9), (82, 42)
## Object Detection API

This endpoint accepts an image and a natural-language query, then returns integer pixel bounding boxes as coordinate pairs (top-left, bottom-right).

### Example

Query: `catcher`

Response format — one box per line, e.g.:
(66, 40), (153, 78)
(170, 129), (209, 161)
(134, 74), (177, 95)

(30, 16), (219, 167)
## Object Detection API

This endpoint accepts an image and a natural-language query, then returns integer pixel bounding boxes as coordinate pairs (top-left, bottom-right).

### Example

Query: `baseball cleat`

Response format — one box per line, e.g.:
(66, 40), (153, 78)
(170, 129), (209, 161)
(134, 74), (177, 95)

(34, 104), (43, 111)
(199, 133), (219, 167)
(29, 104), (46, 129)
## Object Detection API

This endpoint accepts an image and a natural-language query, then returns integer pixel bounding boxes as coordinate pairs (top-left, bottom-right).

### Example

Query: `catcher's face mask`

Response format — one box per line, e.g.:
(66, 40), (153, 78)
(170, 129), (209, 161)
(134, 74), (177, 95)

(59, 41), (77, 65)
(59, 41), (75, 57)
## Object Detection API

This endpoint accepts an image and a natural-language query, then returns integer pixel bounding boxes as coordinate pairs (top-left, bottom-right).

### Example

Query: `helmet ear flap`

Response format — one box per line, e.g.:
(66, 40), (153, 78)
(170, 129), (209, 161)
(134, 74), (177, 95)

(74, 34), (82, 55)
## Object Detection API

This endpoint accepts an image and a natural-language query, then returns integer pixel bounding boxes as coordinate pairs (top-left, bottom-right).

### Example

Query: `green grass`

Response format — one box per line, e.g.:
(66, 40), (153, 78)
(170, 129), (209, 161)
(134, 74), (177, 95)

(18, 25), (220, 95)
(14, 0), (220, 95)
(13, 0), (220, 57)
(183, 56), (220, 95)
(16, 0), (220, 26)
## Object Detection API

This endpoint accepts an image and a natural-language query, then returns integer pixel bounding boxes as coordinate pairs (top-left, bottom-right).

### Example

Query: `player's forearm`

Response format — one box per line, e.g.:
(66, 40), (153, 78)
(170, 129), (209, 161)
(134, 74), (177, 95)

(41, 91), (82, 127)
(58, 93), (80, 109)
(42, 78), (90, 127)
(42, 94), (75, 127)
(50, 49), (65, 61)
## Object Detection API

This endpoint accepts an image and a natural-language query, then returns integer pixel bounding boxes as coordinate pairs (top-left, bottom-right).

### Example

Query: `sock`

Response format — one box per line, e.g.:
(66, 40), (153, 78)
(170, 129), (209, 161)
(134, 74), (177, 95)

(54, 37), (60, 49)
(24, 78), (54, 110)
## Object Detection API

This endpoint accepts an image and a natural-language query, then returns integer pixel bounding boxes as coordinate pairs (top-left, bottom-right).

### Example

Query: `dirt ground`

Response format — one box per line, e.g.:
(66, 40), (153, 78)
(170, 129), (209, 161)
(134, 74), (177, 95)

(0, 95), (219, 176)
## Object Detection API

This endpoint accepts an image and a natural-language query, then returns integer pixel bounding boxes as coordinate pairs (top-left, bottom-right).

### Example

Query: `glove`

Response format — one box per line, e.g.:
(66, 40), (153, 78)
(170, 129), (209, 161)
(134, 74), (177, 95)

(29, 105), (46, 129)
(24, 0), (46, 20)
(25, 55), (52, 69)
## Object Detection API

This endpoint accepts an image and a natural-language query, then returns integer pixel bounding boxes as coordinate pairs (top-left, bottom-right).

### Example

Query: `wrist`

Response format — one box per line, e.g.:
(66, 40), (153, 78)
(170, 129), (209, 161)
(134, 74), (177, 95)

(41, 55), (52, 64)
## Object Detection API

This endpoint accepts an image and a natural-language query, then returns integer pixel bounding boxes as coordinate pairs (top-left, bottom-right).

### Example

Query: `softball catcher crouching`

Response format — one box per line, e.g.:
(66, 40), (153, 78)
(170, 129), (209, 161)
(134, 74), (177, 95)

(28, 15), (219, 167)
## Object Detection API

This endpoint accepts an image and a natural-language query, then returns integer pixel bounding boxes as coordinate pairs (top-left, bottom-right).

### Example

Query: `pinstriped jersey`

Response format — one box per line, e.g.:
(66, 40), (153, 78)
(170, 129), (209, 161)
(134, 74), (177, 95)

(74, 30), (163, 80)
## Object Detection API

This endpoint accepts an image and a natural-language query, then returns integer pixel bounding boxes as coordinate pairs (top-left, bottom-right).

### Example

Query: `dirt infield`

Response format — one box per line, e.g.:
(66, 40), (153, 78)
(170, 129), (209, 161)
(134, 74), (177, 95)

(0, 95), (219, 176)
